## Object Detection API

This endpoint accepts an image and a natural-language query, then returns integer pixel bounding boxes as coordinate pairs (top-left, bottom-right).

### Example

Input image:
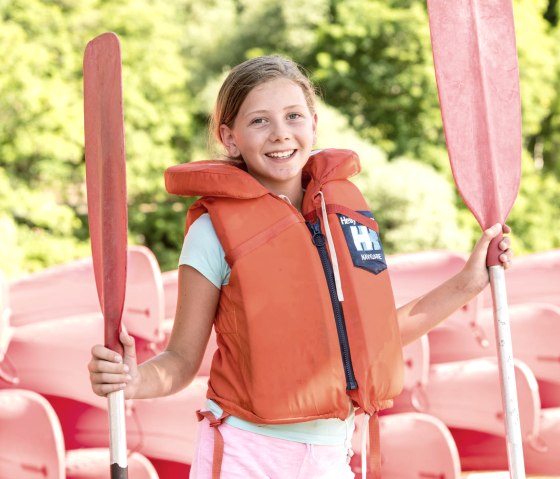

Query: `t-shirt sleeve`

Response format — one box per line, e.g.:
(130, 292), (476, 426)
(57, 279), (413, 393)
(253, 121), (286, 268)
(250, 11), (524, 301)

(179, 213), (230, 289)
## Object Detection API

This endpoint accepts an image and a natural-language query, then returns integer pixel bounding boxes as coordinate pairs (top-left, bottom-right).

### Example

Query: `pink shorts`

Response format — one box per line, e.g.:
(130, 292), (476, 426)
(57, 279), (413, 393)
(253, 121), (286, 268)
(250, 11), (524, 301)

(190, 418), (355, 479)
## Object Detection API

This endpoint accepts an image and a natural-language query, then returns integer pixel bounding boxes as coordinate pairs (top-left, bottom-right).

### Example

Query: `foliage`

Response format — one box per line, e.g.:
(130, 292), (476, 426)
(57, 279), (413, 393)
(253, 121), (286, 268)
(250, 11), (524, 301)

(306, 0), (447, 170)
(353, 157), (472, 254)
(0, 0), (193, 276)
(544, 0), (559, 26)
(315, 102), (387, 166)
(316, 102), (469, 253)
(526, 14), (560, 176)
(506, 153), (560, 253)
(513, 0), (560, 143)
(1, 0), (560, 278)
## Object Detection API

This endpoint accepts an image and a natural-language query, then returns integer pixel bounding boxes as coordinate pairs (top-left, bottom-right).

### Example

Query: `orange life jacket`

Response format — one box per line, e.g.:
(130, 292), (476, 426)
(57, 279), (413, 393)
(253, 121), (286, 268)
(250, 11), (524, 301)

(165, 148), (404, 477)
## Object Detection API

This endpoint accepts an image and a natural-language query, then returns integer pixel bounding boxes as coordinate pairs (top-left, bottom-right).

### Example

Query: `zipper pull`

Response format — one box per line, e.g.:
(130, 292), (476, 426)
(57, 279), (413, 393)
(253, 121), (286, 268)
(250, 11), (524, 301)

(307, 221), (326, 247)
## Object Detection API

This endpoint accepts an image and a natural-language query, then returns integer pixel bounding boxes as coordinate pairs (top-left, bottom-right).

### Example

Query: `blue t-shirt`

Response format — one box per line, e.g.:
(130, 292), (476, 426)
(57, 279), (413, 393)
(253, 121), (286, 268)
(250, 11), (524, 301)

(179, 213), (354, 446)
(179, 213), (230, 289)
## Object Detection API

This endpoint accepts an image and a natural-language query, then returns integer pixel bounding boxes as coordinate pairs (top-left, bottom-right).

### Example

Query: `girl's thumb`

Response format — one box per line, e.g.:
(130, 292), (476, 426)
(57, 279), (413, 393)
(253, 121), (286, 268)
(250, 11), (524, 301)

(119, 326), (137, 362)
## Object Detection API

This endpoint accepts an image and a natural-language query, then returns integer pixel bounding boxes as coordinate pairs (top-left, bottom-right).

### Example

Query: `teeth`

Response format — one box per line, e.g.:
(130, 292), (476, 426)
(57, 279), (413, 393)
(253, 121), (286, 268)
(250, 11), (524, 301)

(267, 150), (294, 159)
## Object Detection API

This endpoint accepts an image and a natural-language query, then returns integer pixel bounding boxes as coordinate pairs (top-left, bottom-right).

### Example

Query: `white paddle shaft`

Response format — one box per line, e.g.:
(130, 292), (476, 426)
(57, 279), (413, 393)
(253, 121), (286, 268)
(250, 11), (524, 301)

(108, 390), (128, 468)
(489, 265), (526, 479)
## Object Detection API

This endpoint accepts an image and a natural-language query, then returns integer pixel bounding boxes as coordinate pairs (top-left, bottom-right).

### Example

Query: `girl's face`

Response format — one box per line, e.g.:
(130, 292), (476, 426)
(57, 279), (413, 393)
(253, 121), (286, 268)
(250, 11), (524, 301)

(220, 78), (317, 193)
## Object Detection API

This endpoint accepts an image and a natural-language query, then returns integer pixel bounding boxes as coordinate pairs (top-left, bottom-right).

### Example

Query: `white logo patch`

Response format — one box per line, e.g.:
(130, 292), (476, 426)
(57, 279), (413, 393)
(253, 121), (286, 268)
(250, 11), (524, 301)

(338, 212), (387, 275)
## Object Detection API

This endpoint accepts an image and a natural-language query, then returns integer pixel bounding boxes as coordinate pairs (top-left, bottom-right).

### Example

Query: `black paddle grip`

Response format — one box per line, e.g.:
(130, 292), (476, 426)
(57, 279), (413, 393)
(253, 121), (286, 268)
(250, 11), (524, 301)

(111, 463), (128, 479)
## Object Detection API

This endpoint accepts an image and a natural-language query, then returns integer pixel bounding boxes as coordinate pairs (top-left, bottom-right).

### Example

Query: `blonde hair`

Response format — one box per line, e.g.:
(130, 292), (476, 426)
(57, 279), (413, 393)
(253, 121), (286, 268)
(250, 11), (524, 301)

(209, 55), (318, 158)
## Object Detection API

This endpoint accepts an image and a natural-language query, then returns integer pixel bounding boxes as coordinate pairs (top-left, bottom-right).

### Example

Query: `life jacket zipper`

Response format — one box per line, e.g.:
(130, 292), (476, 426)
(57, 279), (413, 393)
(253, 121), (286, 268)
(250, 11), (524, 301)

(307, 220), (358, 390)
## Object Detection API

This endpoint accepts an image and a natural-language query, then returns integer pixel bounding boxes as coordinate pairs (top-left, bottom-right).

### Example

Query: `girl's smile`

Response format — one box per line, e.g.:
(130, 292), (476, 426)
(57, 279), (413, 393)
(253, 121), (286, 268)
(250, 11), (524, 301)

(265, 149), (296, 160)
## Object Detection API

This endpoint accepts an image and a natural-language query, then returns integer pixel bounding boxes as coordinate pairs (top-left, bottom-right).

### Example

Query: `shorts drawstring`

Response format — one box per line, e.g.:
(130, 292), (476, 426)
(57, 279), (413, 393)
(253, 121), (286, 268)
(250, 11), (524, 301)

(196, 409), (230, 479)
(361, 412), (381, 479)
(345, 411), (355, 464)
(306, 443), (316, 464)
(361, 413), (370, 479)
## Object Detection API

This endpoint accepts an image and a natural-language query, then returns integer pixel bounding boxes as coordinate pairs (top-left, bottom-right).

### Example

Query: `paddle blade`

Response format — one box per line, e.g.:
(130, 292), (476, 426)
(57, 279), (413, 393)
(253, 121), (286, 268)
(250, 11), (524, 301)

(84, 32), (128, 354)
(428, 0), (521, 263)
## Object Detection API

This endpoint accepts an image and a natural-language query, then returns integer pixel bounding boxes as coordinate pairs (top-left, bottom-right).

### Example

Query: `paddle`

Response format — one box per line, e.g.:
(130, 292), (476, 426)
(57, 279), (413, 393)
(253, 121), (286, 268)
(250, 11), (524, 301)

(84, 32), (129, 479)
(427, 1), (524, 477)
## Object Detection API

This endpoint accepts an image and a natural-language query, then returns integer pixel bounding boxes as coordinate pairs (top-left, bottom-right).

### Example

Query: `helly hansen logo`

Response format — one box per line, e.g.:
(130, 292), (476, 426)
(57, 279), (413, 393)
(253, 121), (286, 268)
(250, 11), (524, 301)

(350, 225), (381, 252)
(338, 212), (387, 275)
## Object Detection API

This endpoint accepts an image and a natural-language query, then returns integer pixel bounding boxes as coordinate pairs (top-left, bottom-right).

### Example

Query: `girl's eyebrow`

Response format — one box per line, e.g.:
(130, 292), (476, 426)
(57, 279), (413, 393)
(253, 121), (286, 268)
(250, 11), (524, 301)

(243, 104), (307, 117)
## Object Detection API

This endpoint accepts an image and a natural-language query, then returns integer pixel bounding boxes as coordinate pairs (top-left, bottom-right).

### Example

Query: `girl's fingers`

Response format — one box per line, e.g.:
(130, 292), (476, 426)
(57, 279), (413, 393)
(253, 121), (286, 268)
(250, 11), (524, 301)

(479, 223), (513, 260)
(88, 358), (129, 374)
(93, 382), (128, 396)
(89, 334), (135, 398)
(88, 360), (131, 397)
(90, 344), (123, 363)
(499, 235), (511, 249)
(498, 223), (513, 264)
(90, 371), (131, 385)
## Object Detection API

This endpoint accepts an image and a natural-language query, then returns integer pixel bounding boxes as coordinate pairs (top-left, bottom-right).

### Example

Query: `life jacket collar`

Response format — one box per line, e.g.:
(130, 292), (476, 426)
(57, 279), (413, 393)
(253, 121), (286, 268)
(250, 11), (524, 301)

(165, 149), (361, 200)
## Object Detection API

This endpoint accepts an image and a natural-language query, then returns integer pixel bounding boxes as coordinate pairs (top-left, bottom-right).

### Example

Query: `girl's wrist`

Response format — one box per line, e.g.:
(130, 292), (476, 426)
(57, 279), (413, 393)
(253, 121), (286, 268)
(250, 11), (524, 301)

(454, 267), (488, 298)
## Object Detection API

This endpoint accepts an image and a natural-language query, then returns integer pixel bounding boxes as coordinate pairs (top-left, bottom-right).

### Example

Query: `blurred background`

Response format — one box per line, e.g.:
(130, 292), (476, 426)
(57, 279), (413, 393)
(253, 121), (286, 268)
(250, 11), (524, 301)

(1, 0), (559, 278)
(2, 2), (560, 477)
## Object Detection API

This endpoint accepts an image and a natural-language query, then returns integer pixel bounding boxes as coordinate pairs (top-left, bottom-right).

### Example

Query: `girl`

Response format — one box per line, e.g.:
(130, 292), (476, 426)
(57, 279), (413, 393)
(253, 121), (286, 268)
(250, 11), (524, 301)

(88, 55), (512, 479)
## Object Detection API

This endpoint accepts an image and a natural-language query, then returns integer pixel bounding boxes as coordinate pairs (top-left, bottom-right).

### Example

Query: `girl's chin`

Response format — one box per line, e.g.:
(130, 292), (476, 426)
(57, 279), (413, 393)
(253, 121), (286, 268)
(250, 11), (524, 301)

(254, 169), (302, 187)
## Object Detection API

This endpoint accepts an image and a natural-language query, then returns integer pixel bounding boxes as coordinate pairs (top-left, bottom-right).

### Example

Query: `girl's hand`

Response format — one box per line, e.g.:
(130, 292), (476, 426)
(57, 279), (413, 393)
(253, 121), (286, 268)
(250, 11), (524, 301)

(88, 328), (140, 399)
(459, 223), (513, 295)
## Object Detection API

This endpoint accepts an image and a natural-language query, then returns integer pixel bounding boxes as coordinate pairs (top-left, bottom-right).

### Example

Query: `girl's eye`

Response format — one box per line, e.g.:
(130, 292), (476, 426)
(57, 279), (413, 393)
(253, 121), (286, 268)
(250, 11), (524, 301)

(287, 113), (302, 120)
(250, 117), (267, 125)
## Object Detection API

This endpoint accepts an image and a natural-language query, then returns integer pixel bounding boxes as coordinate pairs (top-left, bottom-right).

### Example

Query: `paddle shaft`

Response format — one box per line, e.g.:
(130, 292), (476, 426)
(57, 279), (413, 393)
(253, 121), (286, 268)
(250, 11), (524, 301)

(489, 266), (525, 478)
(109, 390), (128, 478)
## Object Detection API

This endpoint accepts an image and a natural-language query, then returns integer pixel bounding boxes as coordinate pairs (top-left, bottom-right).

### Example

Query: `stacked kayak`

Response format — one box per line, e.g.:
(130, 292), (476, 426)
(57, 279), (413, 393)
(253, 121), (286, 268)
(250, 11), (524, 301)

(388, 249), (560, 475)
(8, 245), (166, 343)
(1, 248), (560, 477)
(0, 388), (159, 479)
(0, 247), (204, 478)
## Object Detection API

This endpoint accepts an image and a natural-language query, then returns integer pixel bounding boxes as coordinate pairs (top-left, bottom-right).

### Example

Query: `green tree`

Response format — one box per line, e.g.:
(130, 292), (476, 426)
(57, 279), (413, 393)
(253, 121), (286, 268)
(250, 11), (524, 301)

(544, 0), (559, 26)
(507, 153), (560, 253)
(2, 0), (559, 278)
(306, 0), (447, 170)
(513, 0), (560, 146)
(526, 4), (560, 177)
(0, 0), (194, 275)
(353, 156), (471, 254)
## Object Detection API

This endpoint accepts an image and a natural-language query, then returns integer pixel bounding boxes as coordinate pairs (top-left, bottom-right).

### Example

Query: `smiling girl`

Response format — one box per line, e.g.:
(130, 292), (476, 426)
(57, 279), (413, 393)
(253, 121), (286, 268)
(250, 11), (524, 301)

(88, 56), (512, 478)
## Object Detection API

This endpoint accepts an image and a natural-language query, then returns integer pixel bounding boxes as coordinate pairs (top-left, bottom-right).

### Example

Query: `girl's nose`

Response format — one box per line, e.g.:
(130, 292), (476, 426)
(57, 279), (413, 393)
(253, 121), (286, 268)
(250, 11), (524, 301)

(269, 123), (290, 141)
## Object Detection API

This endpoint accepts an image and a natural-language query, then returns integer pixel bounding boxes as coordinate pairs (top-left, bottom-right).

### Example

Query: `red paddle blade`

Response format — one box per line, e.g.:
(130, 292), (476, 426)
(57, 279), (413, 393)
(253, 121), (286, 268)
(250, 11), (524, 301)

(84, 32), (128, 354)
(428, 0), (521, 261)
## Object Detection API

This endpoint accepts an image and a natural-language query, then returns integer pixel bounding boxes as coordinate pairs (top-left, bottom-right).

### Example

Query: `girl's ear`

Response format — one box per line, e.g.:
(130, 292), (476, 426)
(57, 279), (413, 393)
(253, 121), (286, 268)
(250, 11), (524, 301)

(220, 124), (240, 157)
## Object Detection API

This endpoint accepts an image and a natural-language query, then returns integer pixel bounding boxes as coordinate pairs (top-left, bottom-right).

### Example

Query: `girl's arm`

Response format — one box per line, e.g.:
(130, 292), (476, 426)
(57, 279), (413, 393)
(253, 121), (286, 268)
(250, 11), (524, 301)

(88, 264), (219, 399)
(397, 223), (512, 346)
